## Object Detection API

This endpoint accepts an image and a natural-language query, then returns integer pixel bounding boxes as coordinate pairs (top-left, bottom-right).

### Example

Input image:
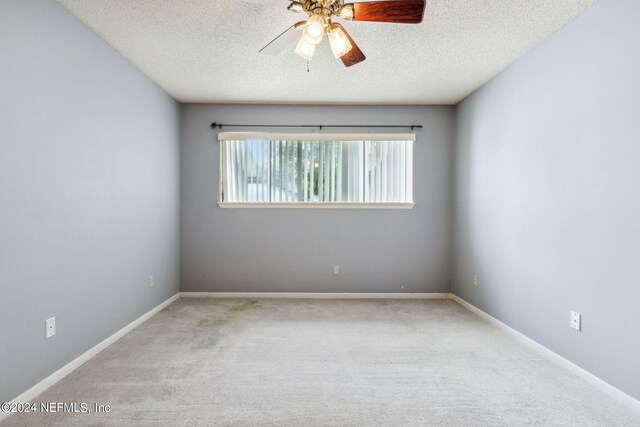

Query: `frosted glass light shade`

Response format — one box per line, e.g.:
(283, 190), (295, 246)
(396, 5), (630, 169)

(328, 25), (352, 58)
(287, 1), (303, 12)
(338, 4), (354, 20)
(303, 14), (325, 45)
(295, 36), (316, 61)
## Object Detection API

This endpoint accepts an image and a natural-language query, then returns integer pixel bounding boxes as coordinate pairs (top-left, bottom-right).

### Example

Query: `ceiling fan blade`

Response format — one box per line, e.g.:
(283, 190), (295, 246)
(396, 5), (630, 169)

(259, 22), (304, 55)
(334, 23), (366, 67)
(352, 0), (425, 24)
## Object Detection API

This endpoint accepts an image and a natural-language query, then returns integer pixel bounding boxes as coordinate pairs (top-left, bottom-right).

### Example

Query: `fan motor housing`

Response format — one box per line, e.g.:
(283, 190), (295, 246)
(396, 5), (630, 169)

(301, 0), (343, 16)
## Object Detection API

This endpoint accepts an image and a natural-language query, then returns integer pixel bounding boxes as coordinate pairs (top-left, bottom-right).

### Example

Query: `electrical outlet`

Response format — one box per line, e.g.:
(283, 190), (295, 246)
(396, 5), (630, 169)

(570, 311), (581, 331)
(148, 275), (155, 288)
(45, 317), (56, 339)
(333, 265), (340, 276)
(473, 274), (479, 287)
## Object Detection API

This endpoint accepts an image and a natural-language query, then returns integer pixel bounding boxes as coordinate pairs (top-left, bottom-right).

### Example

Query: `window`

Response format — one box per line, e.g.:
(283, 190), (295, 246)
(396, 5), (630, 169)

(218, 133), (414, 208)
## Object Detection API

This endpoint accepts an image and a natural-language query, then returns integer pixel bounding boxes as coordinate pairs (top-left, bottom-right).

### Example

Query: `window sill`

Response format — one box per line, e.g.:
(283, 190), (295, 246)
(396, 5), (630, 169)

(217, 202), (415, 209)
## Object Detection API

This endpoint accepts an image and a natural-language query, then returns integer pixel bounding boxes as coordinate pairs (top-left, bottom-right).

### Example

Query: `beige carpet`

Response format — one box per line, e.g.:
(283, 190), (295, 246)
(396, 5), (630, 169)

(3, 298), (639, 426)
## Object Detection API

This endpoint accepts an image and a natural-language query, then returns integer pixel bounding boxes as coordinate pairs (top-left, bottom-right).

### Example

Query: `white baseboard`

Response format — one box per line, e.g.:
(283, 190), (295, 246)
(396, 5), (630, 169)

(180, 292), (450, 299)
(449, 293), (640, 413)
(1, 293), (180, 422)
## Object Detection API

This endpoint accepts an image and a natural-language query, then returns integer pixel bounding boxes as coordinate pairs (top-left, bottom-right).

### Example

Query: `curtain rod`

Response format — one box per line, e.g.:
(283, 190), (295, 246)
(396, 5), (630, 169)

(210, 122), (423, 130)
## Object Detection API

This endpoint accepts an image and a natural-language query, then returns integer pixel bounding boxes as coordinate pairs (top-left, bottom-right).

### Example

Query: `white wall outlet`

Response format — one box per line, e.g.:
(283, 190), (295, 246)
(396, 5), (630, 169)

(332, 265), (340, 276)
(45, 317), (56, 339)
(570, 311), (581, 331)
(473, 274), (479, 287)
(148, 275), (155, 288)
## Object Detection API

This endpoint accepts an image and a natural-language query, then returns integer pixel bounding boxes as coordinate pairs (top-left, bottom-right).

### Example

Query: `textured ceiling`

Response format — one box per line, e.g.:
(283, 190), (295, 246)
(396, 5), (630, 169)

(58, 0), (596, 104)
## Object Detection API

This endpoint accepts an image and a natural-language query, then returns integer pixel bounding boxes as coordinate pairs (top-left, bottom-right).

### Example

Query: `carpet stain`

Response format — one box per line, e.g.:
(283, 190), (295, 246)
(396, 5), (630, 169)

(228, 299), (259, 315)
(191, 337), (218, 351)
(196, 318), (210, 327)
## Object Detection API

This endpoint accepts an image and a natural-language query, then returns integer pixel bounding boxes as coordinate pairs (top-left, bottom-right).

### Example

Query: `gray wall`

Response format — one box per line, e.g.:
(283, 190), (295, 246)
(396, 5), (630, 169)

(0, 0), (180, 403)
(181, 104), (454, 293)
(451, 0), (640, 400)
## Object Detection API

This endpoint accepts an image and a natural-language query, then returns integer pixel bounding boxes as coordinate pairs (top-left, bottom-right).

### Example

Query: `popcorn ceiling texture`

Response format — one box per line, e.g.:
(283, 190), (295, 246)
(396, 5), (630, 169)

(58, 0), (596, 104)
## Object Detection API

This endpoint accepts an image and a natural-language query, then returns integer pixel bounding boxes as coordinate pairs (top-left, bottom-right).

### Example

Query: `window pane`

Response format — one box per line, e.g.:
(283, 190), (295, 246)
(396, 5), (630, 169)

(221, 140), (269, 202)
(270, 140), (299, 202)
(295, 140), (362, 202)
(302, 141), (336, 202)
(220, 137), (412, 204)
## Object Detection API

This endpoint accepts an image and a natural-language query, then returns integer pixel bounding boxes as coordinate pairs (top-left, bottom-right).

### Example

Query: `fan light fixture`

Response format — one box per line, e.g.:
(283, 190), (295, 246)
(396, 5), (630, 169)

(259, 0), (426, 70)
(295, 36), (316, 61)
(337, 4), (354, 20)
(302, 14), (325, 45)
(327, 24), (352, 58)
(287, 1), (304, 12)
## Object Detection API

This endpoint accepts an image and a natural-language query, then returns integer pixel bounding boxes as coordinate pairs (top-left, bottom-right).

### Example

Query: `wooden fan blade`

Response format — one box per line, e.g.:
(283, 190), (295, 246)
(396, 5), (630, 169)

(352, 0), (425, 24)
(259, 22), (304, 55)
(334, 23), (366, 67)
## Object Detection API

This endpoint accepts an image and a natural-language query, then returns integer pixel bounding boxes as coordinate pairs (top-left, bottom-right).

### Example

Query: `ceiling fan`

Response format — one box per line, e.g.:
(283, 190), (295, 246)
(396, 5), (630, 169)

(259, 0), (426, 69)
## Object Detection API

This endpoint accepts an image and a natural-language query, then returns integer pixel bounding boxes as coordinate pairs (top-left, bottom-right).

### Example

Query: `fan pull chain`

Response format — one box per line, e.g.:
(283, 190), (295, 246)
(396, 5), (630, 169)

(306, 60), (311, 73)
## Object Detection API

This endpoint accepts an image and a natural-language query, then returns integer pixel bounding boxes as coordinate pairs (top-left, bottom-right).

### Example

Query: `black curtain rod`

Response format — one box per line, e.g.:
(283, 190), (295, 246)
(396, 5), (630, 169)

(210, 122), (423, 130)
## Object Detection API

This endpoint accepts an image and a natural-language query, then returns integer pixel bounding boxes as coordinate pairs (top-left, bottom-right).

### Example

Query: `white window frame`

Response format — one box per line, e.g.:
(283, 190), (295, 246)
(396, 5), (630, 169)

(217, 132), (415, 209)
